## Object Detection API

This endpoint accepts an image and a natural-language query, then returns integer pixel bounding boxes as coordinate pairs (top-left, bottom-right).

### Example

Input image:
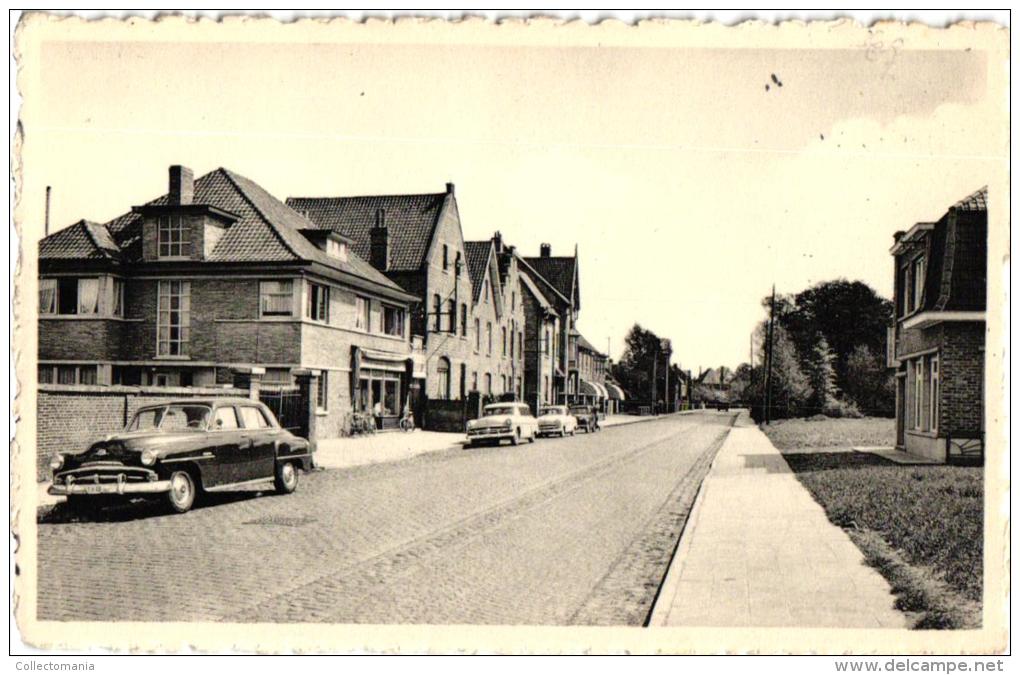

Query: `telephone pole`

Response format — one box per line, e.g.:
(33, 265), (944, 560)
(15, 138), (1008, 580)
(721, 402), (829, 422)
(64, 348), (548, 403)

(764, 284), (776, 425)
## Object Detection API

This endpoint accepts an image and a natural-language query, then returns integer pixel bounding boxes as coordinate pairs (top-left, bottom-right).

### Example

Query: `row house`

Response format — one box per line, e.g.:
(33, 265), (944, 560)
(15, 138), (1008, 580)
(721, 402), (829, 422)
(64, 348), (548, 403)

(889, 186), (987, 463)
(572, 330), (610, 411)
(38, 166), (420, 437)
(520, 244), (581, 405)
(518, 266), (561, 412)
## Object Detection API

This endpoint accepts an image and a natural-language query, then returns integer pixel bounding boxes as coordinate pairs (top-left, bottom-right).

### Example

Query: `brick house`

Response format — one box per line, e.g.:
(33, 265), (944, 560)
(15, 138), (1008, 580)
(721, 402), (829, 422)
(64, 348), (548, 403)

(572, 331), (609, 411)
(889, 186), (987, 462)
(520, 244), (580, 404)
(463, 234), (527, 401)
(38, 165), (419, 438)
(287, 191), (526, 426)
(518, 267), (560, 413)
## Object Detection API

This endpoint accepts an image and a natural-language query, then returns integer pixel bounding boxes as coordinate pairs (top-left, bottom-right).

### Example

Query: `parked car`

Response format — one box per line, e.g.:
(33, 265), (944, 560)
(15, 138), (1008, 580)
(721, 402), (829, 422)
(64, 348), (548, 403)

(569, 405), (601, 433)
(48, 398), (313, 514)
(536, 405), (578, 437)
(465, 402), (538, 447)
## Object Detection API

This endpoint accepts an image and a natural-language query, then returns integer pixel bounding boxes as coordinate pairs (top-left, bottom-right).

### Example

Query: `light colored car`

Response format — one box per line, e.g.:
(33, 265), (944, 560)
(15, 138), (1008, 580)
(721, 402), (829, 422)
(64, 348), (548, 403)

(465, 402), (539, 447)
(537, 405), (578, 437)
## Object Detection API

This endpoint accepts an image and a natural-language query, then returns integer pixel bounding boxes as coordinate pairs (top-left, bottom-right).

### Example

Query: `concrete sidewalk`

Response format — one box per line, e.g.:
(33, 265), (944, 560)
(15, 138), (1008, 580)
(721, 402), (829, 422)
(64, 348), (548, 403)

(650, 419), (909, 628)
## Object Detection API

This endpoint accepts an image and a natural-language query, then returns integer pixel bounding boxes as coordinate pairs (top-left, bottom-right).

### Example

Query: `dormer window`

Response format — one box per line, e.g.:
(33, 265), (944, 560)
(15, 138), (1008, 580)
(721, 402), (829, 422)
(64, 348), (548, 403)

(158, 215), (189, 258)
(326, 238), (348, 261)
(911, 256), (925, 312)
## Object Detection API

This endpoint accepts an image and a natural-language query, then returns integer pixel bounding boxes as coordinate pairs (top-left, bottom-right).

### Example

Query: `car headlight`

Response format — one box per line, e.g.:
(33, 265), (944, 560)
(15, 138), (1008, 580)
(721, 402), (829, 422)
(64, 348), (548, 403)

(503, 418), (514, 429)
(140, 449), (157, 466)
(49, 453), (64, 471)
(466, 420), (475, 430)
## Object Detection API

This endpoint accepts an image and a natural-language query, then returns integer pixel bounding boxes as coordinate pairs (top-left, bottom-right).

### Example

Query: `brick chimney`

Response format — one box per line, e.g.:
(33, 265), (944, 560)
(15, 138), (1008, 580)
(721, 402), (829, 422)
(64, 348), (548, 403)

(370, 208), (389, 271)
(446, 182), (455, 196)
(493, 230), (503, 253)
(168, 165), (194, 205)
(540, 243), (551, 258)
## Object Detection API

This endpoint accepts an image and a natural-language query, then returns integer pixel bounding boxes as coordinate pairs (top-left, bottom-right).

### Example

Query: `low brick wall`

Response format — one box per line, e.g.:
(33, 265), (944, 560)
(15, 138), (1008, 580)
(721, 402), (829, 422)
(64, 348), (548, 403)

(36, 384), (247, 481)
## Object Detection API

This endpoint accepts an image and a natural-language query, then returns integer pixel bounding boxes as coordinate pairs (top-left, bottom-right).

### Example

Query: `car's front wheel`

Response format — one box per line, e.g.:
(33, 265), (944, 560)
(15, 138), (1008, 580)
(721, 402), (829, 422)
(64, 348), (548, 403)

(274, 461), (299, 494)
(166, 470), (197, 514)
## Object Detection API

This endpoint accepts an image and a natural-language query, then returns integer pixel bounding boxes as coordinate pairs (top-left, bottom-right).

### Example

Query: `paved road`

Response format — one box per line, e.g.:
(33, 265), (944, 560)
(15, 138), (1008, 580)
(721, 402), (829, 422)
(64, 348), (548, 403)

(37, 411), (736, 625)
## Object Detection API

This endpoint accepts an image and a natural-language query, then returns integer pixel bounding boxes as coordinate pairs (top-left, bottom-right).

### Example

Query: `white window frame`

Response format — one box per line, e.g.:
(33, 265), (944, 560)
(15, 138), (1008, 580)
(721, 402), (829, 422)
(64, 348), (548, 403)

(929, 355), (939, 433)
(913, 357), (924, 430)
(912, 256), (925, 312)
(382, 304), (404, 337)
(157, 280), (191, 357)
(157, 215), (190, 258)
(306, 281), (330, 323)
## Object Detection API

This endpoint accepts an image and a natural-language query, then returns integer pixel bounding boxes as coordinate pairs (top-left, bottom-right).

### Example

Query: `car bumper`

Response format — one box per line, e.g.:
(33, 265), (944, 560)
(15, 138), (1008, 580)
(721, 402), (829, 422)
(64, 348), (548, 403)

(49, 480), (172, 496)
(466, 429), (515, 442)
(538, 426), (563, 435)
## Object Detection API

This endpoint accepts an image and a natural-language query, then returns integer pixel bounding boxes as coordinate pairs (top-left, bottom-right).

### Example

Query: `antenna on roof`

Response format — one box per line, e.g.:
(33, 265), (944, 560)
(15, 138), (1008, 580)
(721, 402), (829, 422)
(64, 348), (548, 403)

(44, 186), (51, 236)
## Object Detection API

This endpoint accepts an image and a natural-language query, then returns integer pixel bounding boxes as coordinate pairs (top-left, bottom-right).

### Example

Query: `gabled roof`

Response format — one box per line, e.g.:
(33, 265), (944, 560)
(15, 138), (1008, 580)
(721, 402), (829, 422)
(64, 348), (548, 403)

(286, 192), (449, 272)
(464, 240), (494, 303)
(698, 367), (731, 386)
(44, 168), (412, 299)
(572, 329), (605, 357)
(518, 270), (556, 315)
(952, 186), (987, 212)
(522, 253), (579, 311)
(39, 220), (121, 261)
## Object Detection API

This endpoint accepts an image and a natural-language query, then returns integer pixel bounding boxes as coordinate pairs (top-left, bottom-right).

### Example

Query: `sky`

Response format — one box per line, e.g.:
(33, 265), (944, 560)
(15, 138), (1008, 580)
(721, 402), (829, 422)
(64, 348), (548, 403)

(19, 31), (1006, 372)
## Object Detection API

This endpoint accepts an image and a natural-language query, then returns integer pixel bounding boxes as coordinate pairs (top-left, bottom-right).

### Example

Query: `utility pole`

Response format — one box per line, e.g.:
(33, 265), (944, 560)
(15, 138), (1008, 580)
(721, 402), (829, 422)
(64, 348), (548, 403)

(650, 346), (658, 415)
(764, 284), (776, 425)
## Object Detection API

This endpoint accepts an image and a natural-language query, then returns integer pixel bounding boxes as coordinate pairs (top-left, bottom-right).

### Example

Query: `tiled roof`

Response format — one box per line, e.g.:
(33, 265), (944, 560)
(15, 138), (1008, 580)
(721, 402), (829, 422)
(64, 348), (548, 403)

(952, 186), (987, 212)
(286, 192), (448, 272)
(522, 255), (579, 310)
(699, 367), (731, 386)
(464, 240), (493, 303)
(50, 168), (409, 296)
(39, 220), (120, 261)
(574, 331), (604, 357)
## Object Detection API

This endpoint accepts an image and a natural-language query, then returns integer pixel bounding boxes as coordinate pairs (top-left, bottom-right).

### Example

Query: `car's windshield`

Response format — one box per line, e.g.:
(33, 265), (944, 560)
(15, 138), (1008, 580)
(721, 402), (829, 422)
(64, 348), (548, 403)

(541, 407), (566, 416)
(127, 404), (211, 432)
(484, 406), (517, 416)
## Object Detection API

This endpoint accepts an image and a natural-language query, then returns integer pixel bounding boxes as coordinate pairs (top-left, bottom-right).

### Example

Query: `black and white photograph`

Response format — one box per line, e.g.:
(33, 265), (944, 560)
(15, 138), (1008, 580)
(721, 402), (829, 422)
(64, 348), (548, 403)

(10, 11), (1010, 657)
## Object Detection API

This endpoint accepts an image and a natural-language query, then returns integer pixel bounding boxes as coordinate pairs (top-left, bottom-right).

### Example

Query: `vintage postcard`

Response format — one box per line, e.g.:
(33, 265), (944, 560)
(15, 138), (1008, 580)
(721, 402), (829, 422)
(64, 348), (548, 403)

(10, 13), (1010, 655)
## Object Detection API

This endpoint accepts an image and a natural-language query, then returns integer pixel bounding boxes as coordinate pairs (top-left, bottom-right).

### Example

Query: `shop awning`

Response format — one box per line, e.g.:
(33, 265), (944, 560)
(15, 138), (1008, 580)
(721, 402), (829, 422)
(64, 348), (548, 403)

(579, 379), (608, 399)
(358, 347), (409, 374)
(605, 382), (626, 401)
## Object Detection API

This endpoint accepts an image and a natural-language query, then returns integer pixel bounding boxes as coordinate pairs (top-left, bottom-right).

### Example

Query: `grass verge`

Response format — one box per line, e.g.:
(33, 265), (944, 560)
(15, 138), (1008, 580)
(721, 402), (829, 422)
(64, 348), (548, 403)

(763, 417), (982, 629)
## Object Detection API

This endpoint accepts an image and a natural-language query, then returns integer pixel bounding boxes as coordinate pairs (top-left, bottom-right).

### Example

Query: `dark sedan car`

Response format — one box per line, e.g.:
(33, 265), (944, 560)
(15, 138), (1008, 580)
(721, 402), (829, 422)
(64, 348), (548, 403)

(48, 398), (313, 514)
(569, 405), (601, 433)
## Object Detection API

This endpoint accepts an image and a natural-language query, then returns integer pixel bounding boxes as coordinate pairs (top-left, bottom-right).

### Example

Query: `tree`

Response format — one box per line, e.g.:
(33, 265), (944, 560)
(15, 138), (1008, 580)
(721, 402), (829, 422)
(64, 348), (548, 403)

(612, 324), (676, 406)
(803, 332), (839, 413)
(845, 344), (895, 416)
(775, 280), (893, 397)
(752, 322), (812, 422)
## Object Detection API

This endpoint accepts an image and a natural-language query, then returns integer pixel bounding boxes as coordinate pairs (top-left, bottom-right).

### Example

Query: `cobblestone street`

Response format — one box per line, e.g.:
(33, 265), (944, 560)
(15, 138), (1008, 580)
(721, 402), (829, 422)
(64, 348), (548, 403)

(37, 412), (735, 625)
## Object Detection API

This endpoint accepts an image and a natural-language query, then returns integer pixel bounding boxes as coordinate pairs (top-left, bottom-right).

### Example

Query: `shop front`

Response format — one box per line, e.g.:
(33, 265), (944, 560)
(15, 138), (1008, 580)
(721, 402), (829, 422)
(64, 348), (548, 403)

(351, 346), (419, 430)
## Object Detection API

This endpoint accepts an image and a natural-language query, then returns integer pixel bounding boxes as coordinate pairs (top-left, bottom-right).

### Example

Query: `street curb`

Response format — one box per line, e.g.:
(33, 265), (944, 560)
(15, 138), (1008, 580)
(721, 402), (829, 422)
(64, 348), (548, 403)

(646, 423), (732, 627)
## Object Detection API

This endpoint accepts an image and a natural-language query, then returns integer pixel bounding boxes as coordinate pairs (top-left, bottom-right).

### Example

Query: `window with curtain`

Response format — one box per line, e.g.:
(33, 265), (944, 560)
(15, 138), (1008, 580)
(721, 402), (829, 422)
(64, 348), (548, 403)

(929, 356), (939, 433)
(317, 372), (329, 410)
(77, 278), (100, 315)
(912, 257), (926, 311)
(260, 280), (294, 317)
(112, 278), (125, 317)
(39, 278), (57, 314)
(356, 296), (370, 330)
